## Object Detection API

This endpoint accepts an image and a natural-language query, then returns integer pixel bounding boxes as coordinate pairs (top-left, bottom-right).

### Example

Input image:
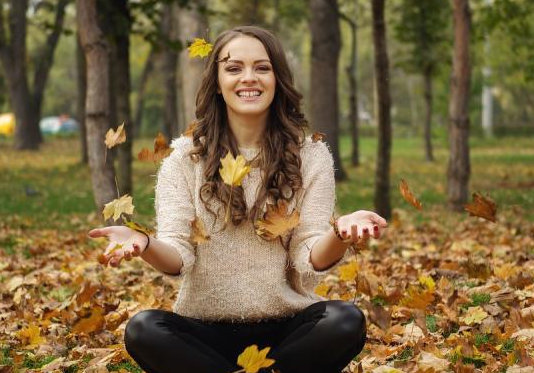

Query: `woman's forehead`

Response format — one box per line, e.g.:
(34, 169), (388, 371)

(218, 36), (270, 62)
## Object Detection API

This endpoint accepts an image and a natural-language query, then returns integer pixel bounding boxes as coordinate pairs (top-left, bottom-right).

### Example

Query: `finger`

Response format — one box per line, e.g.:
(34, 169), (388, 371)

(362, 227), (370, 239)
(124, 249), (132, 261)
(88, 227), (111, 238)
(372, 225), (380, 239)
(351, 224), (358, 241)
(133, 243), (141, 256)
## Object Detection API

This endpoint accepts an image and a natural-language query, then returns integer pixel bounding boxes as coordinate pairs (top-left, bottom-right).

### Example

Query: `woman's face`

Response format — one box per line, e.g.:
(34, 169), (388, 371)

(217, 35), (276, 119)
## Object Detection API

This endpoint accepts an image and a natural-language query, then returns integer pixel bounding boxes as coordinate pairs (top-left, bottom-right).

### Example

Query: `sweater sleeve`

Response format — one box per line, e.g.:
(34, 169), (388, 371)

(288, 140), (352, 284)
(154, 136), (197, 279)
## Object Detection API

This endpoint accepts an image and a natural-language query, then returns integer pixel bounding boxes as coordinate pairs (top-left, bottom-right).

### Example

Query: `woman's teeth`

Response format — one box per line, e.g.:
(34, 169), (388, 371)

(237, 91), (262, 97)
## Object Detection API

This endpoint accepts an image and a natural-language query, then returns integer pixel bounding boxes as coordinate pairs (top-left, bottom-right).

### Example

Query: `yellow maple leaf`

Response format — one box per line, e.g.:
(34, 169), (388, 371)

(72, 306), (106, 334)
(124, 220), (153, 236)
(16, 323), (46, 349)
(103, 194), (135, 221)
(105, 123), (126, 149)
(418, 275), (435, 292)
(460, 306), (488, 325)
(254, 199), (300, 240)
(314, 283), (330, 297)
(219, 151), (251, 187)
(237, 344), (275, 373)
(188, 38), (213, 58)
(399, 286), (435, 310)
(339, 261), (359, 282)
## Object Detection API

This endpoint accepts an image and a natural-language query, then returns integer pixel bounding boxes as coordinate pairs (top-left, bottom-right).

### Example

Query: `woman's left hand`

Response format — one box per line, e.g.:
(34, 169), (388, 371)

(336, 210), (388, 244)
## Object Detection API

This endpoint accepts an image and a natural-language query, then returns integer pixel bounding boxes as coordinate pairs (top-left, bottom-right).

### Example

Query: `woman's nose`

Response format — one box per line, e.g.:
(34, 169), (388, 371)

(241, 68), (258, 83)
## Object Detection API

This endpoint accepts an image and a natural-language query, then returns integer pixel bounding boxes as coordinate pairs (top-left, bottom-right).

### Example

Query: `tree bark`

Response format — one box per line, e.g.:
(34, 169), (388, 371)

(77, 32), (88, 164)
(309, 0), (346, 181)
(162, 2), (179, 140)
(0, 0), (67, 150)
(178, 0), (208, 131)
(76, 0), (117, 222)
(371, 0), (392, 220)
(447, 0), (471, 211)
(423, 66), (434, 162)
(133, 47), (156, 138)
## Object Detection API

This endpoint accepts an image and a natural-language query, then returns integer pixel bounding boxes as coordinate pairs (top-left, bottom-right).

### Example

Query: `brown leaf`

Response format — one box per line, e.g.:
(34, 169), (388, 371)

(72, 305), (106, 334)
(399, 179), (423, 210)
(138, 133), (172, 162)
(184, 120), (197, 137)
(254, 199), (299, 240)
(464, 191), (497, 222)
(190, 217), (210, 245)
(104, 123), (126, 149)
(311, 132), (326, 142)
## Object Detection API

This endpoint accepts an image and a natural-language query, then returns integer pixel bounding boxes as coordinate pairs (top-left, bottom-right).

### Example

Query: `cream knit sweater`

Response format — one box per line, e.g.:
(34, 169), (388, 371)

(154, 134), (352, 323)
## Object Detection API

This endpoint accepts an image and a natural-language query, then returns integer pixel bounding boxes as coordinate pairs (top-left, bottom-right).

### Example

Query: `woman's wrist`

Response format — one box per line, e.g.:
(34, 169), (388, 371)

(332, 218), (351, 243)
(138, 232), (151, 253)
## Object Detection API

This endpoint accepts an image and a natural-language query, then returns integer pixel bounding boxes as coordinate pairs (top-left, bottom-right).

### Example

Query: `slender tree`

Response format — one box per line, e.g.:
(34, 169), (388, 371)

(76, 0), (117, 221)
(0, 0), (69, 150)
(76, 32), (88, 164)
(310, 0), (346, 180)
(133, 47), (156, 138)
(447, 0), (472, 211)
(371, 0), (392, 219)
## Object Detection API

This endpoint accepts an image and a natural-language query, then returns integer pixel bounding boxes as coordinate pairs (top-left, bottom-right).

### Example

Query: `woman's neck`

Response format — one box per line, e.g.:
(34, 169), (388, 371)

(227, 110), (268, 149)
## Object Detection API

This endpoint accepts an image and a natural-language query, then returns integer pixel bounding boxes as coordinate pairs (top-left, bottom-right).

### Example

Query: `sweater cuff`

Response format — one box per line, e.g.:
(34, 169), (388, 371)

(293, 236), (351, 277)
(157, 238), (196, 279)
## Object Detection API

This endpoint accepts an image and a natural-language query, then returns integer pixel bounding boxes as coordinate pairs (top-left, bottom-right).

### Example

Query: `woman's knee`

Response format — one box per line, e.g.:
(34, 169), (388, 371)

(124, 310), (161, 351)
(325, 301), (366, 338)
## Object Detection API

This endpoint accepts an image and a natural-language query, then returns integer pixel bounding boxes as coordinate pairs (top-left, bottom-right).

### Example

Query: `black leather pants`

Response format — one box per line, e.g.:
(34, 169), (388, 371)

(124, 300), (366, 373)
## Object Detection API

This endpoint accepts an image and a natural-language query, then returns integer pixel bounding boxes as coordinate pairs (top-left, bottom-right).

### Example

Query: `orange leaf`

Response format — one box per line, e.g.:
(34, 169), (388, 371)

(190, 217), (210, 245)
(311, 132), (326, 142)
(399, 286), (435, 310)
(464, 191), (497, 222)
(399, 179), (423, 210)
(104, 123), (126, 149)
(72, 305), (106, 334)
(254, 199), (300, 240)
(184, 120), (197, 137)
(138, 133), (173, 163)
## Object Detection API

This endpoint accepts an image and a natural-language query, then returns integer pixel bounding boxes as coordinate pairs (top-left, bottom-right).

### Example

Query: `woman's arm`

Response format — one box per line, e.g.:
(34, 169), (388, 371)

(140, 237), (184, 275)
(309, 227), (351, 271)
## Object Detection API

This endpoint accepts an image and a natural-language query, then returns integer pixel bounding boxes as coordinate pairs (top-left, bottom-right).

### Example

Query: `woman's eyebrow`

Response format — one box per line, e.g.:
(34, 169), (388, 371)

(226, 59), (271, 64)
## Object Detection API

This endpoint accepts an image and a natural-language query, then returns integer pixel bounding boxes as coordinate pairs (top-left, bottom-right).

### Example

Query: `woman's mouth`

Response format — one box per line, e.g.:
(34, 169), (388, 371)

(236, 90), (263, 101)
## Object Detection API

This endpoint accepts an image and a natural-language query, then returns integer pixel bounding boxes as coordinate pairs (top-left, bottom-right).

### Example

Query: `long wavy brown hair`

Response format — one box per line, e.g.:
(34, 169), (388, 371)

(186, 25), (309, 231)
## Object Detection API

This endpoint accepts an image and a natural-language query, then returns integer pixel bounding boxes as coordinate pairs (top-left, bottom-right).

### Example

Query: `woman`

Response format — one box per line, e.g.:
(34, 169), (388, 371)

(88, 25), (387, 373)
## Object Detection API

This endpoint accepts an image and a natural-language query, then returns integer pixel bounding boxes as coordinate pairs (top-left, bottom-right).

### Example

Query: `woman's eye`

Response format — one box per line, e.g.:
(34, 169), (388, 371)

(257, 65), (271, 72)
(225, 67), (241, 73)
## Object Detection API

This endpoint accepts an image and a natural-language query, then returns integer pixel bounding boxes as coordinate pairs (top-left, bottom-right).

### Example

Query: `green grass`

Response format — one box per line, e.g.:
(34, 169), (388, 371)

(1, 134), (533, 230)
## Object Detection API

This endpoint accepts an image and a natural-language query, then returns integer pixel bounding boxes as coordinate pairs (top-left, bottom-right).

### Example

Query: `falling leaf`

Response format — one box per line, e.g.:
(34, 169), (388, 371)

(399, 179), (423, 210)
(311, 132), (326, 142)
(237, 344), (275, 373)
(104, 123), (126, 149)
(460, 306), (489, 325)
(314, 283), (330, 297)
(254, 199), (300, 240)
(190, 217), (210, 245)
(464, 191), (497, 223)
(138, 133), (172, 163)
(188, 38), (213, 58)
(219, 151), (251, 187)
(102, 195), (134, 221)
(16, 324), (46, 349)
(339, 261), (359, 282)
(124, 220), (153, 236)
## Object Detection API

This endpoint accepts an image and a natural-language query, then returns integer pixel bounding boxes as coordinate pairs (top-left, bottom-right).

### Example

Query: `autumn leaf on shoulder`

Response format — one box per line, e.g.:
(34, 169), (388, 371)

(399, 179), (423, 210)
(103, 194), (134, 221)
(138, 133), (173, 163)
(105, 122), (126, 149)
(237, 344), (275, 373)
(190, 217), (210, 245)
(188, 38), (213, 59)
(219, 151), (251, 187)
(254, 199), (299, 240)
(311, 131), (326, 142)
(464, 191), (497, 223)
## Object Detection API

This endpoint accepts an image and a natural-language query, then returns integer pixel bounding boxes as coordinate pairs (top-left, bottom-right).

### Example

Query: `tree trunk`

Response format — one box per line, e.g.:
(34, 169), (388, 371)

(371, 0), (392, 220)
(447, 0), (471, 211)
(423, 66), (434, 162)
(178, 0), (208, 130)
(161, 2), (179, 140)
(77, 33), (88, 164)
(309, 0), (346, 181)
(133, 47), (156, 138)
(76, 0), (117, 222)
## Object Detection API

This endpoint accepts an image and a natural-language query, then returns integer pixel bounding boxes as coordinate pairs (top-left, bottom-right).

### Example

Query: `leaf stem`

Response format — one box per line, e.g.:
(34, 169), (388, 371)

(225, 185), (233, 223)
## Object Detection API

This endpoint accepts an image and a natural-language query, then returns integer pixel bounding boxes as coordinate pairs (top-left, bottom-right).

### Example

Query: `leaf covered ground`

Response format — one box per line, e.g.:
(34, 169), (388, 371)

(0, 136), (533, 373)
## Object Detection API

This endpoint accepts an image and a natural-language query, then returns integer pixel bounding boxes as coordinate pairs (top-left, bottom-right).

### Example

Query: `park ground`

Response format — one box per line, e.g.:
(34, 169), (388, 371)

(0, 134), (533, 372)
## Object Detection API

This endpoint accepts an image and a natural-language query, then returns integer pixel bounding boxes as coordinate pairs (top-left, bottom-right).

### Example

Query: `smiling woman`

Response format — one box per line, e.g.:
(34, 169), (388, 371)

(89, 25), (387, 373)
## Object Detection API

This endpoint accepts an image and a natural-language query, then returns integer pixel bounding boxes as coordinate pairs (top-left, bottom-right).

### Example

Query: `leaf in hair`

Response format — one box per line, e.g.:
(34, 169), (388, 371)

(188, 38), (213, 59)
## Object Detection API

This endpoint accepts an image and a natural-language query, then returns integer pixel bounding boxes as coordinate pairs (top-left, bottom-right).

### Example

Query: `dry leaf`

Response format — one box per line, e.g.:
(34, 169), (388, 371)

(190, 217), (210, 245)
(102, 195), (134, 221)
(104, 123), (126, 149)
(460, 306), (489, 325)
(311, 132), (326, 142)
(464, 191), (497, 222)
(400, 286), (435, 310)
(219, 151), (251, 187)
(124, 220), (153, 236)
(15, 323), (46, 349)
(188, 38), (213, 58)
(184, 120), (197, 137)
(138, 133), (172, 163)
(314, 283), (330, 297)
(254, 199), (300, 240)
(417, 351), (449, 371)
(72, 306), (106, 334)
(399, 179), (423, 210)
(236, 344), (275, 373)
(338, 261), (359, 282)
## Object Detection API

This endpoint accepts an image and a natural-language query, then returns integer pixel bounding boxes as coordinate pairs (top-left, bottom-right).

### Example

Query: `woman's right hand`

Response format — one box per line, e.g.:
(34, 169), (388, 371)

(88, 226), (149, 268)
